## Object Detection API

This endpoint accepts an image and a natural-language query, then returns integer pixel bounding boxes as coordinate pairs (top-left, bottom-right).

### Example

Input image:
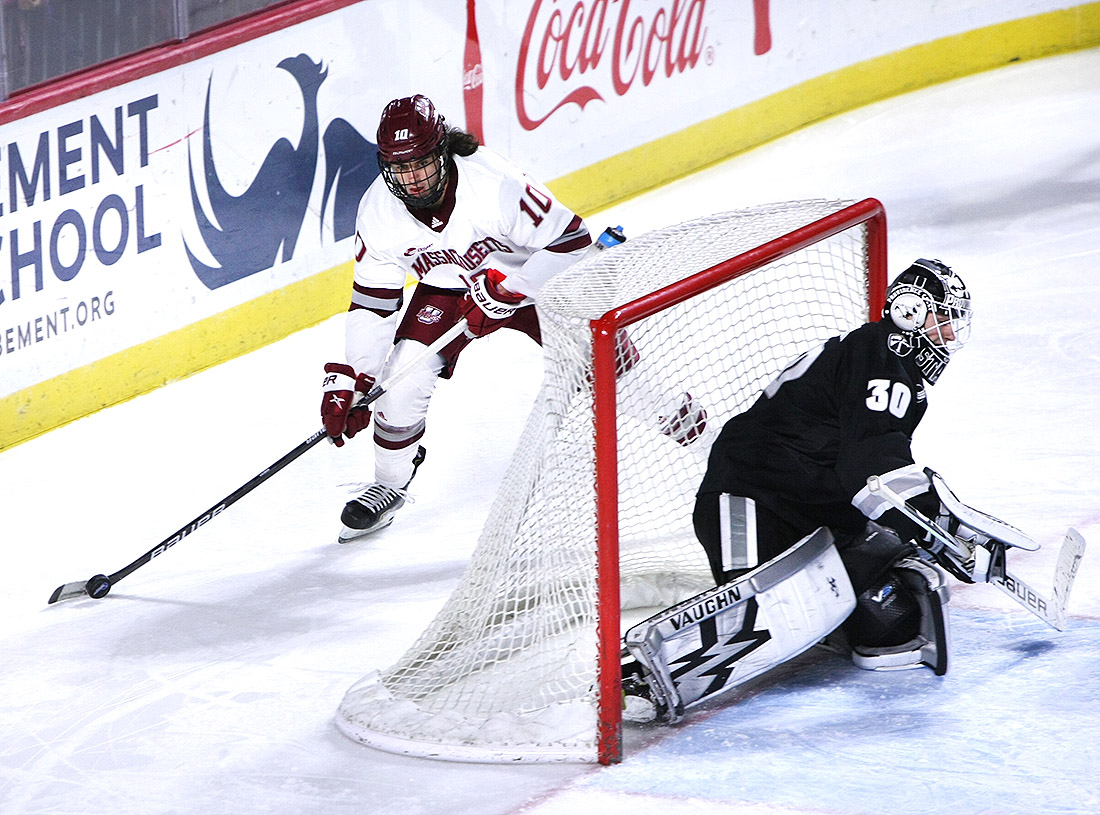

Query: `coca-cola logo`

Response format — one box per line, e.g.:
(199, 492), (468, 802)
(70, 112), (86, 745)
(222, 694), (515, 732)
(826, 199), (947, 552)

(516, 0), (710, 130)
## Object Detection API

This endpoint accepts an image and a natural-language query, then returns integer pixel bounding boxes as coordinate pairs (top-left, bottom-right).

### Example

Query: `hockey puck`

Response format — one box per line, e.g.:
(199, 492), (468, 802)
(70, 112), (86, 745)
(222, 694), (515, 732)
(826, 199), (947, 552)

(85, 574), (112, 599)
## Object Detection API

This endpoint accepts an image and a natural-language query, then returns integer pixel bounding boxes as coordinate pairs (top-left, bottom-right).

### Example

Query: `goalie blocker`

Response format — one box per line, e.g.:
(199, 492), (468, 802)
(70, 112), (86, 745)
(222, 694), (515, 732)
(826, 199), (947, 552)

(622, 523), (953, 724)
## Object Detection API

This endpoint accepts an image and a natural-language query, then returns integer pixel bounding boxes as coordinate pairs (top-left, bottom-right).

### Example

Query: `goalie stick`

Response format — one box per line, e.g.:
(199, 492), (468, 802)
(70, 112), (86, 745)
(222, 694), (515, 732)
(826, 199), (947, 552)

(47, 319), (471, 605)
(866, 475), (1085, 631)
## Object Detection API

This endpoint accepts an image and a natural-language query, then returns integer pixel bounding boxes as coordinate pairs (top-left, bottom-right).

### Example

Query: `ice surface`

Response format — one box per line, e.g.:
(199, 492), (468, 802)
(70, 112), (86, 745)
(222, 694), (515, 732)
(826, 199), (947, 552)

(3, 48), (1099, 815)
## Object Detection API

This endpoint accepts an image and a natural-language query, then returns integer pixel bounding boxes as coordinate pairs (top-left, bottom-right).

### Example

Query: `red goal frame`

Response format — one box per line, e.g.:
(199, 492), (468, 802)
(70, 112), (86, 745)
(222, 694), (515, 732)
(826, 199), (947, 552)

(589, 198), (888, 764)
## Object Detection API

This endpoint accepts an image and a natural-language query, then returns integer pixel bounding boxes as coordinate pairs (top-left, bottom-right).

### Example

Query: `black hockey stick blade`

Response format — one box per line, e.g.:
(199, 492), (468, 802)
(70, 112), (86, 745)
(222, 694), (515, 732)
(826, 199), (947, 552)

(45, 319), (471, 606)
(48, 579), (100, 604)
(46, 429), (329, 605)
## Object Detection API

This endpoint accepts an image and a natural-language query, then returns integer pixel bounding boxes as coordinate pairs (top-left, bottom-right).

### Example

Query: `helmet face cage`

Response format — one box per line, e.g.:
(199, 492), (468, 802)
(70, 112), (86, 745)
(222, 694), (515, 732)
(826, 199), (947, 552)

(885, 259), (972, 383)
(376, 95), (449, 208)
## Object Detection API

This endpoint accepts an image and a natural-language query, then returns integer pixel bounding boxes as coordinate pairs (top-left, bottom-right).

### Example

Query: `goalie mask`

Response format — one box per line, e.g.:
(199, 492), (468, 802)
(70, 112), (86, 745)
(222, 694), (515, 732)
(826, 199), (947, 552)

(376, 95), (450, 208)
(884, 259), (972, 384)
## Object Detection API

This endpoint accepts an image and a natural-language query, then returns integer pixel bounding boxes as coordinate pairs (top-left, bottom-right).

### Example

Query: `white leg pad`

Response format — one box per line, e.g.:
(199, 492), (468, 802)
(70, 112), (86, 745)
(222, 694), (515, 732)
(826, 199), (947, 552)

(623, 528), (855, 723)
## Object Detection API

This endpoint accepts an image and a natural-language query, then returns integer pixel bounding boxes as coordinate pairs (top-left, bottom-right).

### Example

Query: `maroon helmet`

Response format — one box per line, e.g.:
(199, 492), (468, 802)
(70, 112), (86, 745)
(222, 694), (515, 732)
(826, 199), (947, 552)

(376, 95), (449, 207)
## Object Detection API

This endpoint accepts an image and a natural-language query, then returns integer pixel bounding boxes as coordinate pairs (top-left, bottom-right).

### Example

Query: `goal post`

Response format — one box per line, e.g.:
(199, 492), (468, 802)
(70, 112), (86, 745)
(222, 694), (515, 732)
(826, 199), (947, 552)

(336, 198), (888, 765)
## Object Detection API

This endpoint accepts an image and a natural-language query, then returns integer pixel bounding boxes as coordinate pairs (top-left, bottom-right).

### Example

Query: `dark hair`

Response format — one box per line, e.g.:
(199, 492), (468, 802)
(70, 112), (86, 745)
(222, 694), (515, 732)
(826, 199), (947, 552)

(446, 126), (481, 157)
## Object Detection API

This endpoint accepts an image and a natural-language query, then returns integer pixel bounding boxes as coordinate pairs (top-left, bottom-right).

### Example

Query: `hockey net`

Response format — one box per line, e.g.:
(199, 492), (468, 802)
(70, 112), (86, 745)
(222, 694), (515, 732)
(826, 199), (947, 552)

(336, 198), (887, 763)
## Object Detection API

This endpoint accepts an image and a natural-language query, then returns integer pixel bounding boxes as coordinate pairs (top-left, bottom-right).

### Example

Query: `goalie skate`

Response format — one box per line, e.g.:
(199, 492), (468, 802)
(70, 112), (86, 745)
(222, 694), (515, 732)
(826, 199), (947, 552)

(849, 557), (951, 675)
(338, 446), (426, 543)
(621, 653), (667, 724)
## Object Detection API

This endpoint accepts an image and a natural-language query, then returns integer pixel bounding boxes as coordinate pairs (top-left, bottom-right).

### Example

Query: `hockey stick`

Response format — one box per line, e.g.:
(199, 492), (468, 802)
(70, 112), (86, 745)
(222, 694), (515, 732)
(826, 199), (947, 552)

(47, 319), (470, 605)
(866, 476), (1085, 631)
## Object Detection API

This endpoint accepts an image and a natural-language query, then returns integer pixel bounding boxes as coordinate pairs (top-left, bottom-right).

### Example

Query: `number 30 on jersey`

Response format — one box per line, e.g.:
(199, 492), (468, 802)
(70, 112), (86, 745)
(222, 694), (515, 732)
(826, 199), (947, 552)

(865, 379), (912, 418)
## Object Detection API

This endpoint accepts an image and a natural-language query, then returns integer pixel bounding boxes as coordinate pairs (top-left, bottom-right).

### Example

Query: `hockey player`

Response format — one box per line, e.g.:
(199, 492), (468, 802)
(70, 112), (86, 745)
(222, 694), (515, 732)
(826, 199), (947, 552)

(319, 94), (590, 542)
(696, 258), (971, 569)
(623, 259), (978, 722)
(320, 95), (703, 543)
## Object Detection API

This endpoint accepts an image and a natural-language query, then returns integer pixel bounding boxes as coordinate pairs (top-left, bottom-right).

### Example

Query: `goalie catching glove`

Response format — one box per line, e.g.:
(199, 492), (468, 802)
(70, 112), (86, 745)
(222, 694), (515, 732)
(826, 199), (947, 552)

(321, 362), (375, 447)
(461, 268), (527, 337)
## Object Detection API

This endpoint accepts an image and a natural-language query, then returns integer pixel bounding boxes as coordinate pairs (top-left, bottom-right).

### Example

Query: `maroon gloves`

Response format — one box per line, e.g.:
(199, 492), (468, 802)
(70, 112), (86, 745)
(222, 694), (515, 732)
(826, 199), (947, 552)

(321, 362), (375, 446)
(461, 268), (527, 338)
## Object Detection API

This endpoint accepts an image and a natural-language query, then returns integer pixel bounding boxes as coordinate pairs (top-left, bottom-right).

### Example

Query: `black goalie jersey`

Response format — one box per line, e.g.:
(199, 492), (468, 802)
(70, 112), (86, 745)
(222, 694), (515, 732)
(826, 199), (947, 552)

(699, 318), (929, 540)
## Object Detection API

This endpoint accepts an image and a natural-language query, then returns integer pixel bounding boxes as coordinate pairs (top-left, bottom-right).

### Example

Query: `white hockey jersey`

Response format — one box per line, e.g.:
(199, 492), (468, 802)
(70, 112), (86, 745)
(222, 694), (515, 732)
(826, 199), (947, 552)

(352, 147), (589, 299)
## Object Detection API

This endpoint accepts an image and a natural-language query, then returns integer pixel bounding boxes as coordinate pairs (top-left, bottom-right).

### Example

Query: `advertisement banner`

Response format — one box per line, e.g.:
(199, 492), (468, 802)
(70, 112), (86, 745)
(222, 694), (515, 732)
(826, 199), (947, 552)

(478, 0), (1090, 178)
(0, 6), (467, 401)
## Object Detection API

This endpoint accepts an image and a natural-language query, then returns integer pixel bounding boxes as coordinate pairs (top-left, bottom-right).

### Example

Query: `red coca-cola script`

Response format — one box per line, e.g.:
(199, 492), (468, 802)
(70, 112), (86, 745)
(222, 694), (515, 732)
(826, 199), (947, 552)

(515, 0), (710, 131)
(463, 0), (485, 143)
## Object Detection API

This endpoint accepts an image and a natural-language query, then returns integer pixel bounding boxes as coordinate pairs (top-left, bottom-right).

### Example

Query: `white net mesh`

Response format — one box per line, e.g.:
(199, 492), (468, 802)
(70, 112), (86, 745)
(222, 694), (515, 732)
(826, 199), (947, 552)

(336, 200), (877, 762)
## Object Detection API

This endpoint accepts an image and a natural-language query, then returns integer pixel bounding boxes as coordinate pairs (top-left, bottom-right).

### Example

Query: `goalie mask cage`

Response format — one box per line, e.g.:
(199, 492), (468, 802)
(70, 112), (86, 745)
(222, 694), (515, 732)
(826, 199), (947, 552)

(336, 198), (888, 764)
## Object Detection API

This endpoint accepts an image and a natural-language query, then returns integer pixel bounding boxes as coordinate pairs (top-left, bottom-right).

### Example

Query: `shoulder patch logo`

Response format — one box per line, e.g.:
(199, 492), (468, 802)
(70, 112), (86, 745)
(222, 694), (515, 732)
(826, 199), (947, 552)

(888, 332), (914, 358)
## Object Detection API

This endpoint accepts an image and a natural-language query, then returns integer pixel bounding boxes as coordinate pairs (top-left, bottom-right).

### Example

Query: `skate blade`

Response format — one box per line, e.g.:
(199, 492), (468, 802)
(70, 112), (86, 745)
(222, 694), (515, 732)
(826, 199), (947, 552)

(336, 516), (395, 544)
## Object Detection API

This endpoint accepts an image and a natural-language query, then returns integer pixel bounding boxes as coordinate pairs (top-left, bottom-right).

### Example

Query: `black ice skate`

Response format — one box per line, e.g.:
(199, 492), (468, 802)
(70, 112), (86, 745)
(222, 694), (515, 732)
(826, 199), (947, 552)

(658, 392), (707, 447)
(620, 655), (668, 724)
(337, 446), (426, 543)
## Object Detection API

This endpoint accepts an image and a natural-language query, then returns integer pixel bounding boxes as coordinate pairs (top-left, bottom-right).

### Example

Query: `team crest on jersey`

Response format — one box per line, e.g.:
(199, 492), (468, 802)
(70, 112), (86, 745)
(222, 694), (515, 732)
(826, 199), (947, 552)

(416, 305), (445, 325)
